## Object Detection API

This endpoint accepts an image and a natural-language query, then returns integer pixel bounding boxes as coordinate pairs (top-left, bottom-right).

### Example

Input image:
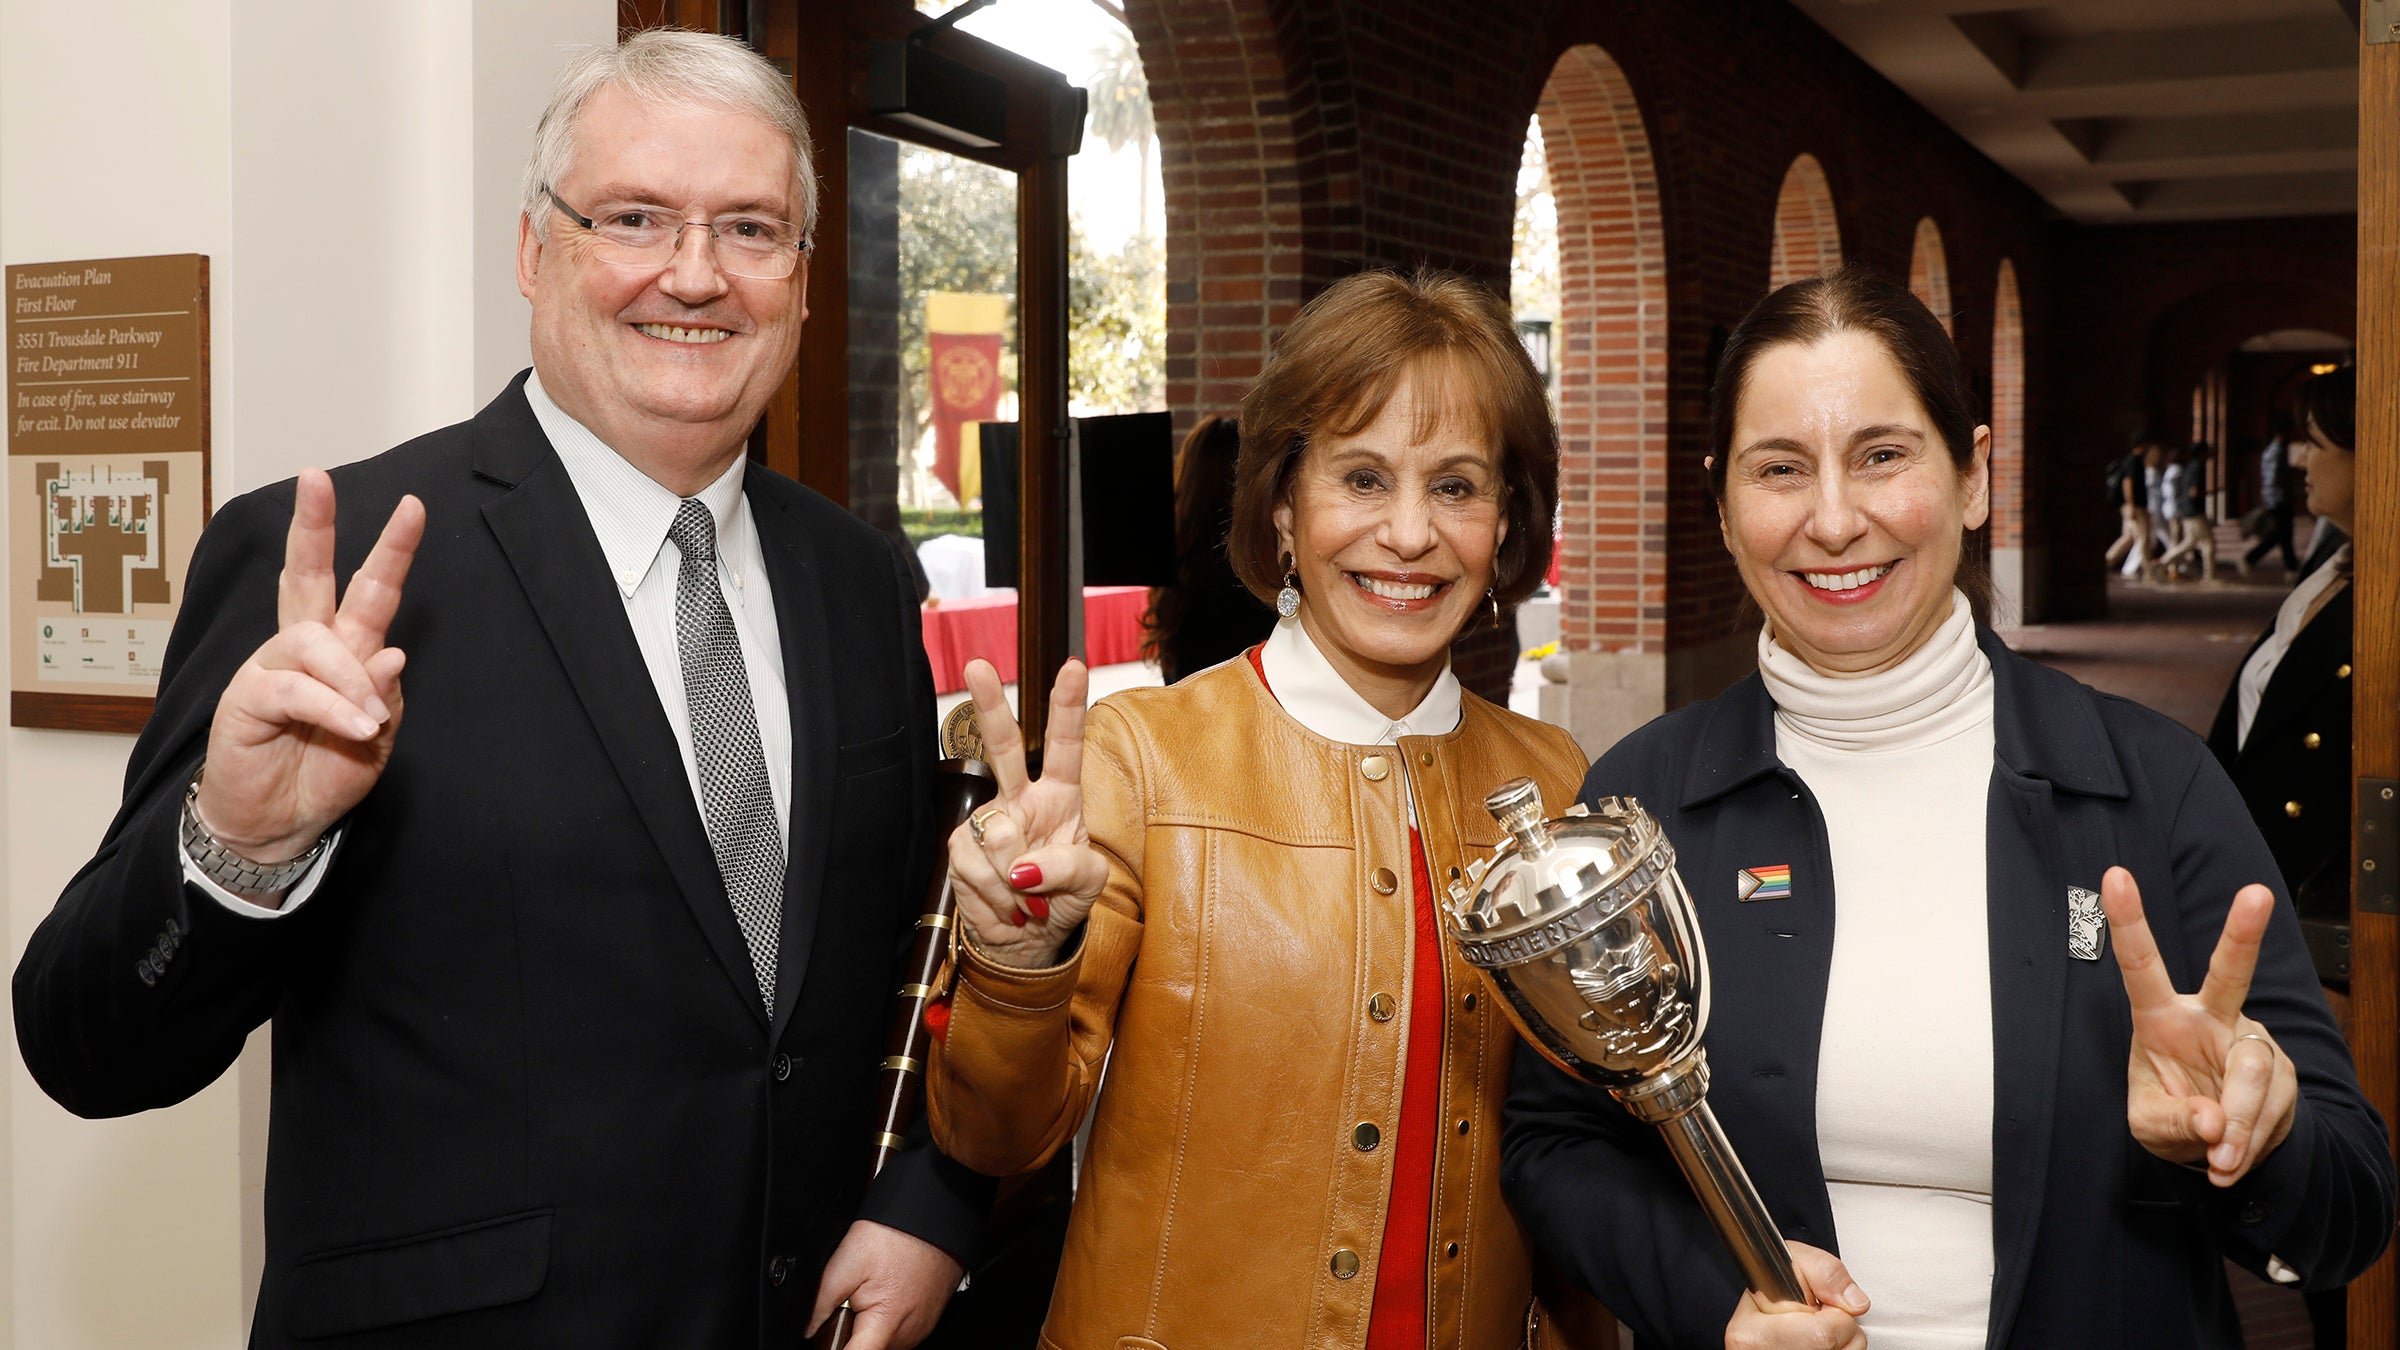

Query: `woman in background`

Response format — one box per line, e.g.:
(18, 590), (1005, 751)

(1141, 414), (1276, 683)
(2207, 367), (2361, 1350)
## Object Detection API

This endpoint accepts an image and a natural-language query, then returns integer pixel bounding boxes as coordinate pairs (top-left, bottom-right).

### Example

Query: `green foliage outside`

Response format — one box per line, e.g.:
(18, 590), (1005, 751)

(899, 509), (983, 546)
(888, 23), (1165, 508)
(1070, 223), (1165, 416)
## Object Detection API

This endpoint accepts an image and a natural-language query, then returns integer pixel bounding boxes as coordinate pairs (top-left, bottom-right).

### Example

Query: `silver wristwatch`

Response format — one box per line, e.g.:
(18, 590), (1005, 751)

(180, 769), (327, 896)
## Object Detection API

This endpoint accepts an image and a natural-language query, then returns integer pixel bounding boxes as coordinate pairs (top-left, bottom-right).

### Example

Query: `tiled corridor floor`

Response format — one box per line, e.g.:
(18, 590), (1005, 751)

(1998, 571), (2288, 737)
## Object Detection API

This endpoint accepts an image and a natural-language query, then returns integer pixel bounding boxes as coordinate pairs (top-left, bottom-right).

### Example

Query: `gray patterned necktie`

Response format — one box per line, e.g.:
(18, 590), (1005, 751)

(668, 499), (783, 1008)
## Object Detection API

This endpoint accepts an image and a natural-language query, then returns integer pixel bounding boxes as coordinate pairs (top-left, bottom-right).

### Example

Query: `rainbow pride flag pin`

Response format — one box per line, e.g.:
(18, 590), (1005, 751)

(1736, 865), (1792, 903)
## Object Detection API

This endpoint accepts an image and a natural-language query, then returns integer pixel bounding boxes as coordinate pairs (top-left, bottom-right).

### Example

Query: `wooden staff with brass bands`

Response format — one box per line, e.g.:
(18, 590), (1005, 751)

(812, 699), (996, 1349)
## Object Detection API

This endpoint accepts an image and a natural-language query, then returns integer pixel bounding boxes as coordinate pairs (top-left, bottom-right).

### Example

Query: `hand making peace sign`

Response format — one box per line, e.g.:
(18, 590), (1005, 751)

(193, 469), (425, 896)
(2102, 865), (2298, 1187)
(946, 658), (1111, 969)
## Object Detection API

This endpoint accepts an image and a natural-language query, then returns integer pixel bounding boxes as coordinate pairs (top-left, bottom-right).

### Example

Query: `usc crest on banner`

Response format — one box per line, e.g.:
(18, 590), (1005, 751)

(924, 291), (1008, 504)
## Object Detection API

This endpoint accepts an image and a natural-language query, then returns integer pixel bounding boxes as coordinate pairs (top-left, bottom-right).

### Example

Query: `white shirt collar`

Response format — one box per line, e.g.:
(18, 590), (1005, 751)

(524, 370), (750, 597)
(1258, 614), (1462, 745)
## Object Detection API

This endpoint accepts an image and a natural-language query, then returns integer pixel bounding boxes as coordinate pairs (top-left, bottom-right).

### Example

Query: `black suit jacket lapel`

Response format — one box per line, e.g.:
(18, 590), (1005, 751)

(473, 386), (769, 1028)
(749, 480), (836, 1039)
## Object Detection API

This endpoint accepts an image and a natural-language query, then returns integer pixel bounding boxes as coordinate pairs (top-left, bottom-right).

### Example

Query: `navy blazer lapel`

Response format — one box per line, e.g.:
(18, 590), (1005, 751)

(748, 479), (836, 1039)
(473, 391), (769, 1028)
(1978, 631), (2122, 1347)
(1661, 673), (1842, 1246)
(1982, 763), (2065, 1349)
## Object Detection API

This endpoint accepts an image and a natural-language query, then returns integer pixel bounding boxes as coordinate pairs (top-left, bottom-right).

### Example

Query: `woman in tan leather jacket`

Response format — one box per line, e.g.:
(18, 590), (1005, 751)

(927, 270), (1594, 1349)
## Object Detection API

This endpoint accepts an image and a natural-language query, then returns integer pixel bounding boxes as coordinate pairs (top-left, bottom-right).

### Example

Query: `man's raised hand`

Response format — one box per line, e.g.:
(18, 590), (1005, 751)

(195, 469), (424, 896)
(2102, 865), (2299, 1186)
(945, 658), (1109, 969)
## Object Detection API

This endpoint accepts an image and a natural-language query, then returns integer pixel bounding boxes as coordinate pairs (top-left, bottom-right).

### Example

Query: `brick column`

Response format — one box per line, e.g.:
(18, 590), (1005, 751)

(1531, 44), (1671, 756)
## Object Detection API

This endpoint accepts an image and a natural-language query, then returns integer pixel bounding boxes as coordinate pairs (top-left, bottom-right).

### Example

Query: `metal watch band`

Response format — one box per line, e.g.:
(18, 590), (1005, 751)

(180, 770), (326, 896)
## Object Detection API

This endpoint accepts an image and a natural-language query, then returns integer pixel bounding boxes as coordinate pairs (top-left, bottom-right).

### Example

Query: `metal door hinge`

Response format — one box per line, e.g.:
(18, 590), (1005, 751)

(2368, 0), (2400, 45)
(2360, 778), (2398, 915)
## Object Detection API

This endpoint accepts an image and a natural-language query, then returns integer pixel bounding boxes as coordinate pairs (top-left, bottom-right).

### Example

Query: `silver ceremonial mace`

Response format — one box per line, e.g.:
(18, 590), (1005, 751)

(1444, 779), (1808, 1306)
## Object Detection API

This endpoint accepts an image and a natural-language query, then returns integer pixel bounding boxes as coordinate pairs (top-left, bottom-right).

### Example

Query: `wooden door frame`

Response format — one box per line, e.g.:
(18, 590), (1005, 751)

(622, 0), (1081, 746)
(2351, 12), (2398, 1349)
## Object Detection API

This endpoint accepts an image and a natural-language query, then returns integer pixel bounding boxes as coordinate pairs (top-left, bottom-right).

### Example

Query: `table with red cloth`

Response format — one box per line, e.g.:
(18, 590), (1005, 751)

(918, 585), (1151, 694)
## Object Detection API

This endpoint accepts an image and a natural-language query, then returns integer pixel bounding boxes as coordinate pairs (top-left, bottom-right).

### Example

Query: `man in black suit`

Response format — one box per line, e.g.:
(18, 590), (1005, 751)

(15, 30), (980, 1348)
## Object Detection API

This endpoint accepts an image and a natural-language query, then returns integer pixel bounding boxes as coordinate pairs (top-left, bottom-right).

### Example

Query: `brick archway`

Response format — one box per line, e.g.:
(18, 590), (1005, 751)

(1991, 258), (2026, 622)
(1768, 153), (1841, 289)
(1532, 43), (1668, 751)
(1910, 217), (1954, 335)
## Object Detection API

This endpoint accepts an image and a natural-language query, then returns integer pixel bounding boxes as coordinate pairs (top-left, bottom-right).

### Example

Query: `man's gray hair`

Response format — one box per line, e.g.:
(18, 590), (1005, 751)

(522, 29), (817, 242)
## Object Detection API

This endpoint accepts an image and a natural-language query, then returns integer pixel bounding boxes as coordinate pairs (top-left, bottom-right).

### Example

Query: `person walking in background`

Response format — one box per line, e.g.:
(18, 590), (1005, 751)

(2244, 414), (2301, 577)
(2103, 436), (2160, 581)
(1140, 415), (1276, 684)
(2157, 440), (2218, 581)
(2144, 438), (2175, 564)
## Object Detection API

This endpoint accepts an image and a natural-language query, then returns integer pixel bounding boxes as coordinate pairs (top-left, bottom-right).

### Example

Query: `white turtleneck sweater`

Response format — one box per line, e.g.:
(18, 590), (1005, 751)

(1758, 590), (1996, 1349)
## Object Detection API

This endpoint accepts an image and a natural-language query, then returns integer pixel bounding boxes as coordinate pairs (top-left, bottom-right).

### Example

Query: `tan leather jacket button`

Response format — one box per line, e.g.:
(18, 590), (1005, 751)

(1370, 867), (1398, 895)
(1457, 1118), (1471, 1135)
(2285, 801), (2304, 819)
(1361, 754), (1391, 781)
(1418, 750), (1434, 767)
(1462, 991), (1478, 1012)
(2304, 732), (2323, 749)
(1331, 1249), (1360, 1278)
(1445, 1241), (1460, 1259)
(1353, 1121), (1382, 1151)
(1368, 993), (1397, 1022)
(2336, 663), (2352, 679)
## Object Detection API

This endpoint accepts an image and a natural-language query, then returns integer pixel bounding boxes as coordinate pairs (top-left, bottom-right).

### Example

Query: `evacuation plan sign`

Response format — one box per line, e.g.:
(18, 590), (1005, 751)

(7, 254), (210, 730)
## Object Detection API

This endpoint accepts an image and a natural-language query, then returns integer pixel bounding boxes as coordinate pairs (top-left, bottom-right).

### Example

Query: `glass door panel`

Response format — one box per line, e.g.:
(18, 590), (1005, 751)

(845, 127), (1019, 707)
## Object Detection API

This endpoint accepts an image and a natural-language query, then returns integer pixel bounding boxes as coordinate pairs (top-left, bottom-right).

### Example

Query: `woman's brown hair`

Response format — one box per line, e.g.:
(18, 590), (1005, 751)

(2298, 365), (2355, 454)
(1228, 268), (1559, 608)
(1708, 263), (1992, 615)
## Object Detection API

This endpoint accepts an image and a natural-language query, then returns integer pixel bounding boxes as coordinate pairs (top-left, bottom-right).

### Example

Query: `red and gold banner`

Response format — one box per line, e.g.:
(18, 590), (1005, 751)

(925, 292), (1008, 504)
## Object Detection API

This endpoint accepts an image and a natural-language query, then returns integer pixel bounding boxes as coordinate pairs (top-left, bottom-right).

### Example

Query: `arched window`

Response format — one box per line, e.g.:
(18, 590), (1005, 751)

(1768, 153), (1841, 289)
(1910, 217), (1954, 335)
(1991, 259), (2025, 621)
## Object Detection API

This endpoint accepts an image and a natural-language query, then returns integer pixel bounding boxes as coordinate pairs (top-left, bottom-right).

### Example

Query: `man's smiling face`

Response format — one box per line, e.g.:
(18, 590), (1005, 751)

(518, 83), (806, 484)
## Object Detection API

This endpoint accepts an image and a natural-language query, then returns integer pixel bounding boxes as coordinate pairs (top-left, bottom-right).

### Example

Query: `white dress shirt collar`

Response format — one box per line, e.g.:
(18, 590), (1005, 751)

(1258, 614), (1463, 746)
(524, 370), (751, 598)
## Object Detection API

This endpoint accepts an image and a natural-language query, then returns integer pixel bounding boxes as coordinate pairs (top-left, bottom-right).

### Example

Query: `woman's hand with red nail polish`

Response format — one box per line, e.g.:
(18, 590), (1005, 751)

(943, 659), (1112, 969)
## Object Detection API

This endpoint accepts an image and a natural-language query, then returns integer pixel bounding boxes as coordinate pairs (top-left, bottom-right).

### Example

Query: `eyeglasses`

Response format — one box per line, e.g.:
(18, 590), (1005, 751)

(545, 187), (811, 280)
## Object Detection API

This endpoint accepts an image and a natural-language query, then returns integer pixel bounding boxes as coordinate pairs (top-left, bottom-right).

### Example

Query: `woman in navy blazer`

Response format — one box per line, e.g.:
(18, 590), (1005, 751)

(1502, 270), (2392, 1350)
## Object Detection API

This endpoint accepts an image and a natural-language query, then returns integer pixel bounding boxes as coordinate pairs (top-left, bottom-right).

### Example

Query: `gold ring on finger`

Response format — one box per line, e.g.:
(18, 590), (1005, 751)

(2231, 1031), (2273, 1053)
(968, 805), (1006, 845)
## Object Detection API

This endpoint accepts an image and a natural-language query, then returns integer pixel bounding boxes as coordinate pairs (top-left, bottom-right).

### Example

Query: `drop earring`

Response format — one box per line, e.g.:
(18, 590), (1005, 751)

(1276, 552), (1301, 619)
(1486, 588), (1502, 629)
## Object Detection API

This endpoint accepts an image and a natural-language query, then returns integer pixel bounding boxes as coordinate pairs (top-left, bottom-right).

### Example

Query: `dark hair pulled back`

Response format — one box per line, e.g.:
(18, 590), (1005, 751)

(1708, 263), (1991, 615)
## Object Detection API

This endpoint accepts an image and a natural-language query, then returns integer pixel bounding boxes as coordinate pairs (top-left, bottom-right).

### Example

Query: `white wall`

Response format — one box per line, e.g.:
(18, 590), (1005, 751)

(1, 3), (610, 1344)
